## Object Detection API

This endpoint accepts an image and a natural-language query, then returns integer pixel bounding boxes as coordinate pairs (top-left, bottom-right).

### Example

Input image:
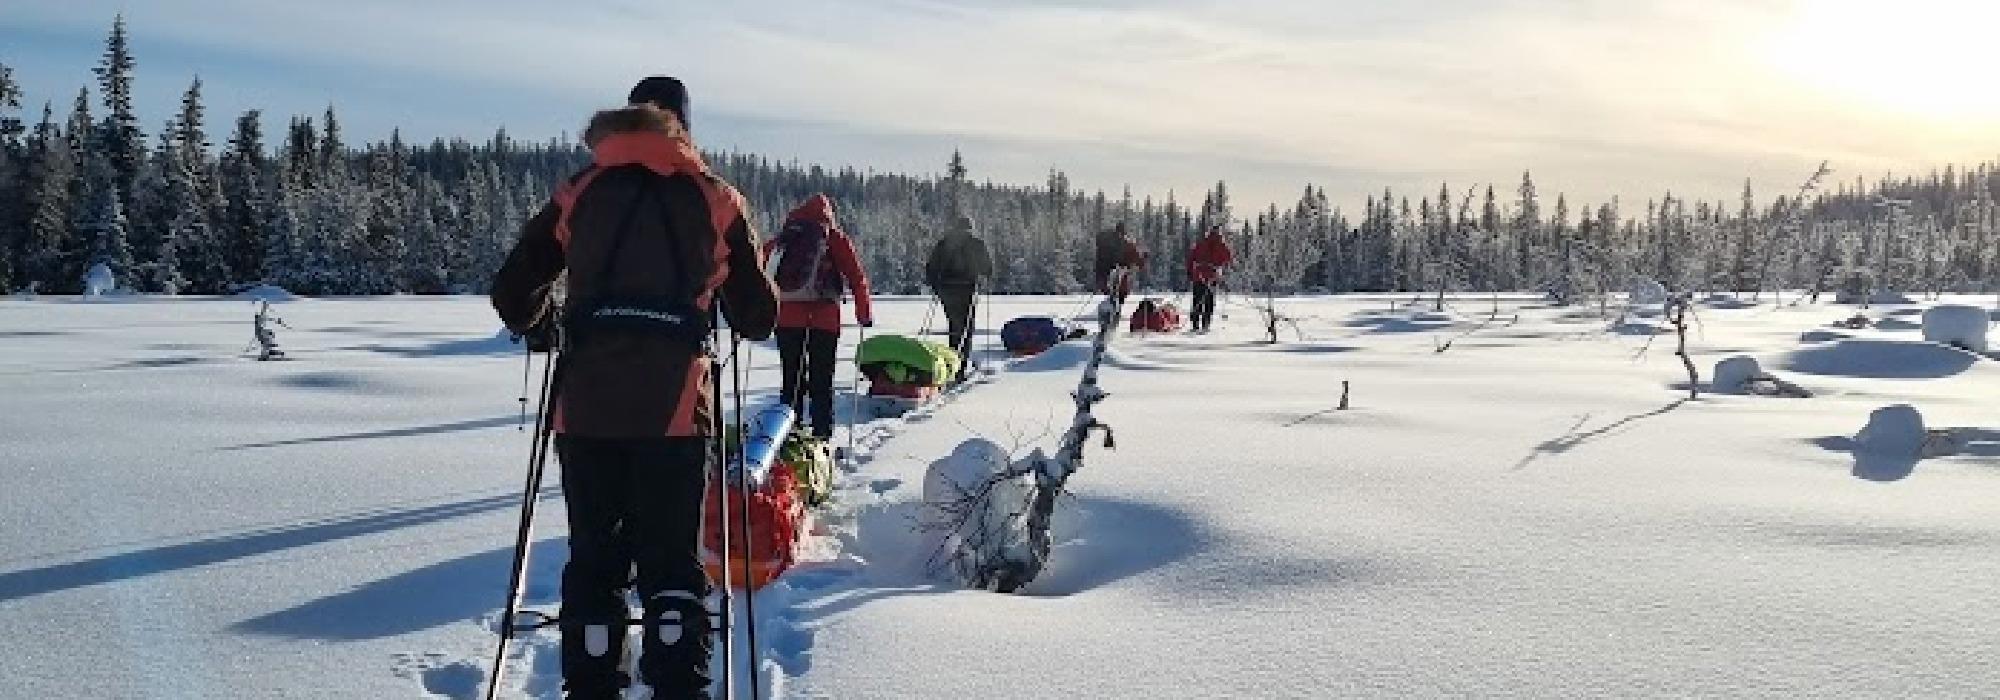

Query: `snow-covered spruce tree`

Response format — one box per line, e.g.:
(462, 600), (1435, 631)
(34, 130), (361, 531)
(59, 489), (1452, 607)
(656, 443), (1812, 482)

(219, 110), (270, 286)
(136, 134), (188, 294)
(1513, 171), (1542, 292)
(402, 175), (452, 293)
(168, 78), (225, 293)
(261, 170), (304, 290)
(22, 103), (76, 292)
(1041, 169), (1083, 294)
(1237, 189), (1325, 343)
(93, 15), (144, 215)
(0, 64), (24, 290)
(73, 156), (133, 292)
(1752, 162), (1831, 302)
(362, 133), (413, 294)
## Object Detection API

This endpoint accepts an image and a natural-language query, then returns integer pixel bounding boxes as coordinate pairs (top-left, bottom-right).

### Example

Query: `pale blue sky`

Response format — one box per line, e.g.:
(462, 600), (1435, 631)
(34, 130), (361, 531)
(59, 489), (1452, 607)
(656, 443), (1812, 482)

(6, 0), (1996, 210)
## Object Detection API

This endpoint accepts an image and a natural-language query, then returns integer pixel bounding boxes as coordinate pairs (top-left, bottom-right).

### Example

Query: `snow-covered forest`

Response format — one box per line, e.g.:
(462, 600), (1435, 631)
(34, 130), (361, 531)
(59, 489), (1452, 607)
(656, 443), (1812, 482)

(2, 17), (1998, 299)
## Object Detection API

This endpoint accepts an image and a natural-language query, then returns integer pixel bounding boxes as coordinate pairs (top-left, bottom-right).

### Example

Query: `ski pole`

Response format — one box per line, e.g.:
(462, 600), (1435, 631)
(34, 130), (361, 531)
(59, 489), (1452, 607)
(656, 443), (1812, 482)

(729, 330), (765, 700)
(483, 347), (559, 700)
(847, 321), (865, 467)
(981, 284), (995, 372)
(707, 315), (738, 700)
(516, 342), (532, 431)
(919, 295), (938, 337)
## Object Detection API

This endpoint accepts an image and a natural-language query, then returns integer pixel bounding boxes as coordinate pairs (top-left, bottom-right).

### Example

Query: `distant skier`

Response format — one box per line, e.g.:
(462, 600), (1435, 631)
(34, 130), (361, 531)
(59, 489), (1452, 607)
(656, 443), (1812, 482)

(764, 193), (874, 439)
(1094, 223), (1144, 304)
(490, 77), (778, 700)
(1186, 226), (1233, 332)
(925, 213), (992, 382)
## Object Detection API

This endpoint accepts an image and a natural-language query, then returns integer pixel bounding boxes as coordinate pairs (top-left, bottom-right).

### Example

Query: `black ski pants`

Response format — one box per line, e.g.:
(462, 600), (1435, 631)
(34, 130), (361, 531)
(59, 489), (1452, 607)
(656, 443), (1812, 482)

(555, 435), (713, 699)
(776, 326), (839, 439)
(936, 284), (976, 379)
(1191, 281), (1218, 331)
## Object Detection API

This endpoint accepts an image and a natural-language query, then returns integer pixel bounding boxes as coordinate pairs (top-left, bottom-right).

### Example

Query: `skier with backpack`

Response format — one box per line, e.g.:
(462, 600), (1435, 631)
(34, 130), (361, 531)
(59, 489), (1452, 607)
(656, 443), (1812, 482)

(765, 193), (874, 440)
(925, 213), (992, 382)
(1186, 225), (1233, 332)
(489, 78), (779, 700)
(1094, 223), (1144, 304)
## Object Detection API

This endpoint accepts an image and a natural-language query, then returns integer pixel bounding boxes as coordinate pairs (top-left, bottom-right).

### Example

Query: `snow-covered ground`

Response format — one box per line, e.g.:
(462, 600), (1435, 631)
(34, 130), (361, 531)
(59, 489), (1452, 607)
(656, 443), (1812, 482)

(1, 292), (1995, 698)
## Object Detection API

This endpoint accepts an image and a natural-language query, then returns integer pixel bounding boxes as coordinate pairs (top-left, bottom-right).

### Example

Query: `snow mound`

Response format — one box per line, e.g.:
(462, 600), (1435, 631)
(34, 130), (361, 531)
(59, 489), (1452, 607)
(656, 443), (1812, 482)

(1854, 405), (1925, 457)
(1921, 305), (1990, 353)
(1712, 356), (1762, 392)
(1783, 339), (1977, 379)
(82, 263), (117, 297)
(235, 285), (298, 302)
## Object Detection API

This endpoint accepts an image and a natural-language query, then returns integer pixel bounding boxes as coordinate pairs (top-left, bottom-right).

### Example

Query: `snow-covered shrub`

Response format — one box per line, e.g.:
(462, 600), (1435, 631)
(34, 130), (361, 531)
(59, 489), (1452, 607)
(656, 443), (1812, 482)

(1712, 355), (1811, 397)
(1855, 405), (1925, 457)
(83, 263), (116, 297)
(1712, 356), (1762, 392)
(1920, 305), (1990, 353)
(922, 439), (1034, 585)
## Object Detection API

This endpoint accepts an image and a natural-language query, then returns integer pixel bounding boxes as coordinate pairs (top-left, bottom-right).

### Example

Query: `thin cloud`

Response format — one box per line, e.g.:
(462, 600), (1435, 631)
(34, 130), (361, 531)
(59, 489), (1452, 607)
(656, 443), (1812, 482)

(4, 0), (1995, 208)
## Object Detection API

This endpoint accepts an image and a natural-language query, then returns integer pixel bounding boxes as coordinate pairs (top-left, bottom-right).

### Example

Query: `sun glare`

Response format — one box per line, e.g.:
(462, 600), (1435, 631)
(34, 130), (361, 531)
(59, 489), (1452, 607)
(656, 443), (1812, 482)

(1767, 0), (2000, 120)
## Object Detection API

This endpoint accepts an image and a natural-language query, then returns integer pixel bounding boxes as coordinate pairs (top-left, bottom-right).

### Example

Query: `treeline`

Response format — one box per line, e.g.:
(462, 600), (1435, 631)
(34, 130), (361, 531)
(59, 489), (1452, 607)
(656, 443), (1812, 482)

(0, 16), (1995, 300)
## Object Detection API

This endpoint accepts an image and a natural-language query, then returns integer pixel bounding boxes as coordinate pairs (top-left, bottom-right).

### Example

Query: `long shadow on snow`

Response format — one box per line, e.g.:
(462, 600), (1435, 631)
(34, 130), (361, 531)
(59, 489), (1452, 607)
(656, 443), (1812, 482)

(1344, 313), (1454, 334)
(1811, 436), (1918, 482)
(801, 496), (1203, 620)
(341, 332), (522, 358)
(0, 491), (556, 603)
(1814, 429), (2000, 483)
(1022, 496), (1205, 597)
(233, 537), (565, 640)
(1513, 399), (1691, 470)
(219, 415), (518, 451)
(1005, 343), (1093, 373)
(1783, 340), (1978, 379)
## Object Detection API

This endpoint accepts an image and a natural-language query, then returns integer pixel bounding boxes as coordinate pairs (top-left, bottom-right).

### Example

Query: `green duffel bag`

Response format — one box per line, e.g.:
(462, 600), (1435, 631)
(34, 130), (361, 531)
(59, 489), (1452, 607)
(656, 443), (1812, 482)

(856, 334), (961, 387)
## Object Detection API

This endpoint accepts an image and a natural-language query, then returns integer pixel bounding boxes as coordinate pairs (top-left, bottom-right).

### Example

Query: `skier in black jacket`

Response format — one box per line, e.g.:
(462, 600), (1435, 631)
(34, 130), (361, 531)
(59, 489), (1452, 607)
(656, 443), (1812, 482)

(925, 213), (992, 381)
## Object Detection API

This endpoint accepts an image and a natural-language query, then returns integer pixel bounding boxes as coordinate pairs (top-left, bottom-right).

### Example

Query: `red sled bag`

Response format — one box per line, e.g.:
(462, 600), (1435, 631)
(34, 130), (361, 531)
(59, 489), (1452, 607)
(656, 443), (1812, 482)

(701, 467), (805, 591)
(1129, 298), (1184, 333)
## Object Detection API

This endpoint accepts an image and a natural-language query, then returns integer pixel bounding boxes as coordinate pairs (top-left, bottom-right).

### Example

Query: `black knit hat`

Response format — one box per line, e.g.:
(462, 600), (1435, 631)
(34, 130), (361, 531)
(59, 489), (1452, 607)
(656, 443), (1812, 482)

(628, 76), (690, 129)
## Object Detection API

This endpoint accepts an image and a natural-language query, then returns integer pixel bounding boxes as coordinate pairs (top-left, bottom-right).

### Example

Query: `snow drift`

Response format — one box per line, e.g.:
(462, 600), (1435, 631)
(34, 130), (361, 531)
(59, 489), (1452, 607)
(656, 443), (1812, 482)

(1921, 305), (1991, 353)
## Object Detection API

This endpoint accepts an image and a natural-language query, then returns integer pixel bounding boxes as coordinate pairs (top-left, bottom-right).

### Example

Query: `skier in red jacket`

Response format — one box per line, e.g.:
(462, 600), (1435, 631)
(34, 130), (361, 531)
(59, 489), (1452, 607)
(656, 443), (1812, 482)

(764, 193), (874, 439)
(1186, 226), (1233, 332)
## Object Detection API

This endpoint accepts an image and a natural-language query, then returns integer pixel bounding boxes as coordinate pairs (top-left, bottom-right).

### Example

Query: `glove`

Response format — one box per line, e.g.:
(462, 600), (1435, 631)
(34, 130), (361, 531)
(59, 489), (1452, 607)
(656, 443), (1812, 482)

(515, 319), (558, 353)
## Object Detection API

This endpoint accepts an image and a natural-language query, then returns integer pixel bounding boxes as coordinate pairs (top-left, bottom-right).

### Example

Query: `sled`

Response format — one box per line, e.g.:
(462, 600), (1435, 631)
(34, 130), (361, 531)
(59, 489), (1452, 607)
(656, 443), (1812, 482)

(1002, 316), (1064, 357)
(701, 466), (805, 591)
(1129, 298), (1184, 333)
(864, 379), (939, 418)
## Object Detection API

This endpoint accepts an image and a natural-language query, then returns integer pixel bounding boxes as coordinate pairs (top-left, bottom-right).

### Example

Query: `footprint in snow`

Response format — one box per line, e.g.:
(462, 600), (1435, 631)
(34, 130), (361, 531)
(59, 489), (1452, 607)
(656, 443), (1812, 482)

(391, 653), (482, 699)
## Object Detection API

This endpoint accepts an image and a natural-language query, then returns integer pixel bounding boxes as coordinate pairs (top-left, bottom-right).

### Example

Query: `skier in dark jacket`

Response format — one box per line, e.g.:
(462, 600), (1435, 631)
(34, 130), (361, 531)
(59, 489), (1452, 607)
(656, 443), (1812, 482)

(925, 213), (992, 381)
(1186, 226), (1233, 332)
(1093, 223), (1144, 303)
(764, 193), (874, 439)
(490, 77), (778, 700)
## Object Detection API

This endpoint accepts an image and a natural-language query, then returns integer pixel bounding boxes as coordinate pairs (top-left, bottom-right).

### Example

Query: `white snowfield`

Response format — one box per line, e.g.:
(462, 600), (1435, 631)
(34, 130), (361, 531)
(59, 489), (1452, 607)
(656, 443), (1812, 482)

(0, 293), (1995, 699)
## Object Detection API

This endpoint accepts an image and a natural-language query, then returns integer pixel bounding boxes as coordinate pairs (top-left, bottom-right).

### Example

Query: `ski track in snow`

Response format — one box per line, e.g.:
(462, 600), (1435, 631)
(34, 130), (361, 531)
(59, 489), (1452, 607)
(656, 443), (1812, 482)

(0, 294), (1995, 698)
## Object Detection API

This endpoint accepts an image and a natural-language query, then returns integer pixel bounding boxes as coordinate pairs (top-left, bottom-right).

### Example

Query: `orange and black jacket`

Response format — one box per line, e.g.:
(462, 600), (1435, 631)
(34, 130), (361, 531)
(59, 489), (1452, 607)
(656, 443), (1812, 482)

(491, 130), (778, 439)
